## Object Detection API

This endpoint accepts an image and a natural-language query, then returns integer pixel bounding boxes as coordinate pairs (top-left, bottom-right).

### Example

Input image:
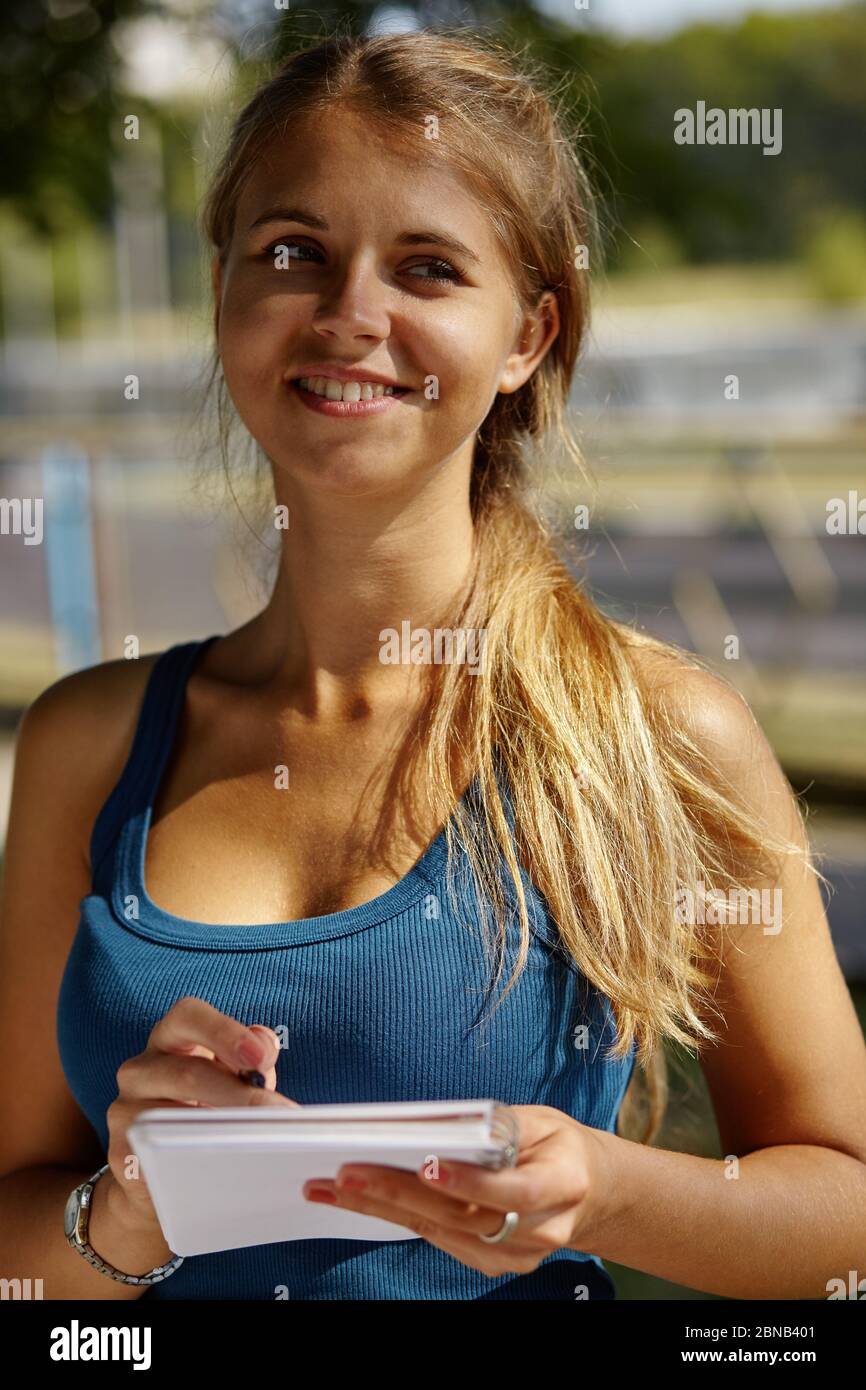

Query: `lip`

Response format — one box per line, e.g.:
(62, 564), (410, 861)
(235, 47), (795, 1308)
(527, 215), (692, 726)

(284, 363), (408, 389)
(286, 379), (409, 417)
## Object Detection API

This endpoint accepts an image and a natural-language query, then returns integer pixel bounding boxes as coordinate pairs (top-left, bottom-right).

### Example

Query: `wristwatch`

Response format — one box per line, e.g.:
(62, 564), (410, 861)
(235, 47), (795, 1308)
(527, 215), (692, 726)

(64, 1162), (185, 1285)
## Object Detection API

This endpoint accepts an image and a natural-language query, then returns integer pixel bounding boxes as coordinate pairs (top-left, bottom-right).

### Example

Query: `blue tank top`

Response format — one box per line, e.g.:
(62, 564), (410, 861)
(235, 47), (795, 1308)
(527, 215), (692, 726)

(57, 635), (637, 1300)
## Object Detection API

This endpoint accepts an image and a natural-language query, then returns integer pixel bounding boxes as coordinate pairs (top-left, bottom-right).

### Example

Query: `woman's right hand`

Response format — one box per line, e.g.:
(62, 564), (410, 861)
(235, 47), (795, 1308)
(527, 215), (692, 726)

(105, 996), (297, 1237)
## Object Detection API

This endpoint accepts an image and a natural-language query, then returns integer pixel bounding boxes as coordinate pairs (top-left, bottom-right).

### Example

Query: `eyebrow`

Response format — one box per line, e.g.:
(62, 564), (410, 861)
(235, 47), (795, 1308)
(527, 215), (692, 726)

(246, 204), (481, 265)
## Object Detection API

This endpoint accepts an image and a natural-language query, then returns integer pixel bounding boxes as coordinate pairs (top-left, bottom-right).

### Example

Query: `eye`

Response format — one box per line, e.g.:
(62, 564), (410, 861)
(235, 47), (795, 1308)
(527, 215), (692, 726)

(260, 238), (322, 265)
(405, 258), (463, 285)
(256, 240), (463, 285)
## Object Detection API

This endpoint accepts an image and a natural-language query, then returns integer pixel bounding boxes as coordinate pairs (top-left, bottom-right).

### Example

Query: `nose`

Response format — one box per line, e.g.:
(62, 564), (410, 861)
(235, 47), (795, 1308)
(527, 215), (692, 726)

(310, 254), (392, 342)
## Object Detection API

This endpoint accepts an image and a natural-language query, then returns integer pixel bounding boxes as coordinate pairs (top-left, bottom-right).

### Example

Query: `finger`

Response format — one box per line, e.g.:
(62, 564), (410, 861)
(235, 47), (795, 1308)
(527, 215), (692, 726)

(149, 996), (268, 1072)
(118, 1051), (294, 1108)
(328, 1167), (512, 1236)
(413, 1158), (536, 1213)
(187, 1049), (300, 1107)
(172, 1029), (276, 1078)
(167, 1043), (216, 1061)
(174, 1039), (300, 1112)
(240, 1025), (298, 1105)
(416, 1140), (586, 1217)
(323, 1165), (555, 1239)
(305, 1181), (543, 1263)
(245, 1025), (282, 1088)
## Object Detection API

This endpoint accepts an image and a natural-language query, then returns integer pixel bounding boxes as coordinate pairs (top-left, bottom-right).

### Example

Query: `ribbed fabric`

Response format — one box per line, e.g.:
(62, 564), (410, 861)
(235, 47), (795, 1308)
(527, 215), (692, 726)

(57, 635), (637, 1301)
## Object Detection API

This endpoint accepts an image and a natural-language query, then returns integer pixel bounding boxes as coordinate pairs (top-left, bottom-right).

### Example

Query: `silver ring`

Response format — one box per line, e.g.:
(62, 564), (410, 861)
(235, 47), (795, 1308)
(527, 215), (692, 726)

(478, 1210), (519, 1244)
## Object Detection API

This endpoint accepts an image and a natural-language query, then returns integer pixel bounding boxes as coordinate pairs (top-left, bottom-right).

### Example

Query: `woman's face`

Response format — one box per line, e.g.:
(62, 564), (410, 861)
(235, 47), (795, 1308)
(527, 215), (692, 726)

(213, 106), (555, 497)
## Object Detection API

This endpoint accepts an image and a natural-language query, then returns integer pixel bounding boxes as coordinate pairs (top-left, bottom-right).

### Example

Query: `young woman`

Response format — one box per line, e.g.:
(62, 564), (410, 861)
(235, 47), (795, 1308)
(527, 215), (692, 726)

(1, 30), (864, 1303)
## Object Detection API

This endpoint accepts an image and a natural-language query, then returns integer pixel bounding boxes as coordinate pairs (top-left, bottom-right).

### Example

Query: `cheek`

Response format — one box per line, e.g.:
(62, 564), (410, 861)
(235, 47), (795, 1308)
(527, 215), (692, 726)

(218, 320), (287, 432)
(219, 286), (291, 371)
(421, 307), (502, 402)
(215, 315), (285, 452)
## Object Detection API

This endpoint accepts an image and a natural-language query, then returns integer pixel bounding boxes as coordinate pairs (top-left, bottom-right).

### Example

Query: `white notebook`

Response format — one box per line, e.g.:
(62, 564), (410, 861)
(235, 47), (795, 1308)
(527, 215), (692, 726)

(128, 1099), (519, 1256)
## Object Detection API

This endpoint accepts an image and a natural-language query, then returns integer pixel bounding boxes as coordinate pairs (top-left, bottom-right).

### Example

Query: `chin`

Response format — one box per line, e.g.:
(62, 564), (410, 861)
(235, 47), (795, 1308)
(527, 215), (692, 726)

(270, 450), (406, 495)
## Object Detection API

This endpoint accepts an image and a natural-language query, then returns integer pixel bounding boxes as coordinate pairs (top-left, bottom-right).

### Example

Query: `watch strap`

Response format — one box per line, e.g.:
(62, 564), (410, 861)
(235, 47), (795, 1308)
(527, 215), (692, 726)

(66, 1162), (185, 1285)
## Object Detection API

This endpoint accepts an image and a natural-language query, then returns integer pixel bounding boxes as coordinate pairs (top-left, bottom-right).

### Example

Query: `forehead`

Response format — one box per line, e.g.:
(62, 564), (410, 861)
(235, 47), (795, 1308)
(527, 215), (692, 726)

(234, 106), (506, 263)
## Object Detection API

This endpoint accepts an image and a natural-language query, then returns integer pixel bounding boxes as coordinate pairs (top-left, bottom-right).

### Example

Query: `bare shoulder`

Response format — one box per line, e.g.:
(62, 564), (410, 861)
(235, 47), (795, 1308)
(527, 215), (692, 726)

(619, 634), (790, 814)
(16, 648), (164, 870)
(622, 635), (756, 740)
(24, 646), (162, 729)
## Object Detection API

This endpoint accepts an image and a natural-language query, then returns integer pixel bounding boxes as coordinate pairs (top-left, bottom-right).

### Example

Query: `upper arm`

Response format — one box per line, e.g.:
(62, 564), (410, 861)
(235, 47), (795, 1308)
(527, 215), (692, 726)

(0, 658), (154, 1179)
(634, 648), (866, 1166)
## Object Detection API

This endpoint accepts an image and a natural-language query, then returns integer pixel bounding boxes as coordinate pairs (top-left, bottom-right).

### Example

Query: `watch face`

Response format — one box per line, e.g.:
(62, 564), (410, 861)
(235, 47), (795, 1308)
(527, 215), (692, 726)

(64, 1187), (81, 1241)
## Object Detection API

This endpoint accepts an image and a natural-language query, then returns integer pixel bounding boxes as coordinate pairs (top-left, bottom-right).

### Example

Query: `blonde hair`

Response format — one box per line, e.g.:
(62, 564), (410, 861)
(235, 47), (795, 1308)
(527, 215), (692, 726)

(199, 28), (813, 1145)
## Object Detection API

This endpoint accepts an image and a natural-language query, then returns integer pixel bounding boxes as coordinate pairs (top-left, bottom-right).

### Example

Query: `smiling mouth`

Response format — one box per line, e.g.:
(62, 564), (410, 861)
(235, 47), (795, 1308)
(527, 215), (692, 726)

(293, 376), (410, 402)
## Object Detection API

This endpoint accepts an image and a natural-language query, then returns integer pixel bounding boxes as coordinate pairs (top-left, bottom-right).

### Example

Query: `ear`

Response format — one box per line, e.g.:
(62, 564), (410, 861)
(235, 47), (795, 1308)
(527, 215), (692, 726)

(211, 253), (222, 342)
(497, 291), (560, 395)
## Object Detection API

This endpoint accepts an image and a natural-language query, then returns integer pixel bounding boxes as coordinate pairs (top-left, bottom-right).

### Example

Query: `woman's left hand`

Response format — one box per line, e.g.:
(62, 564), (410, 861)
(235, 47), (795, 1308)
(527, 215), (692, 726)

(302, 1105), (608, 1274)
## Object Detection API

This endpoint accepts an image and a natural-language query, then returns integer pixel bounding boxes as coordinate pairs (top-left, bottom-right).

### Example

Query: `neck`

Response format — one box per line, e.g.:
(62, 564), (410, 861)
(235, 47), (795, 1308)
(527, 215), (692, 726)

(241, 457), (477, 721)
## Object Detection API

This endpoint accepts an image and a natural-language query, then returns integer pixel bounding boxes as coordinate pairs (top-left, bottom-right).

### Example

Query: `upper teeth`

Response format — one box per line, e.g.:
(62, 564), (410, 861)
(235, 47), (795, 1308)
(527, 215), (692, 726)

(298, 376), (398, 401)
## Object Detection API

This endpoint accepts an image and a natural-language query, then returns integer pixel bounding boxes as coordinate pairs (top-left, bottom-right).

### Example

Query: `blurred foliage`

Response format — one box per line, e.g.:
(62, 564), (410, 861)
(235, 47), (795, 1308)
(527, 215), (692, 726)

(498, 3), (866, 268)
(0, 1), (165, 235)
(801, 206), (866, 302)
(2, 1), (866, 275)
(615, 216), (687, 275)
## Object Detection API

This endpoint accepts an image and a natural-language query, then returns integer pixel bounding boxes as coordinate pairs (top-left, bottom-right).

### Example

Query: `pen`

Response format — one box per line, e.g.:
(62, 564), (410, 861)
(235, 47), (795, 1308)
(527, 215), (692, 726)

(238, 1069), (267, 1088)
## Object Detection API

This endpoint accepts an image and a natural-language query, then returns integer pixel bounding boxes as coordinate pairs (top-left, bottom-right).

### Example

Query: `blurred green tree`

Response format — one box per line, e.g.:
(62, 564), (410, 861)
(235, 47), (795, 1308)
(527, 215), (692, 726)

(0, 1), (165, 235)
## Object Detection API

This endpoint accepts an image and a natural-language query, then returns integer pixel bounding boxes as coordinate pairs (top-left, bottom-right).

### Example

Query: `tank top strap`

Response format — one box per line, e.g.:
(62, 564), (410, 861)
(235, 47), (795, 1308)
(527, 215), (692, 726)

(89, 635), (220, 883)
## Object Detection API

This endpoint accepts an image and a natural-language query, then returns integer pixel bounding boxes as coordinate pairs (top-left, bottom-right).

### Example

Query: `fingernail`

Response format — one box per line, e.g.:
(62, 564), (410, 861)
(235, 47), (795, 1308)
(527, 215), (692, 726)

(306, 1186), (337, 1203)
(238, 1039), (262, 1066)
